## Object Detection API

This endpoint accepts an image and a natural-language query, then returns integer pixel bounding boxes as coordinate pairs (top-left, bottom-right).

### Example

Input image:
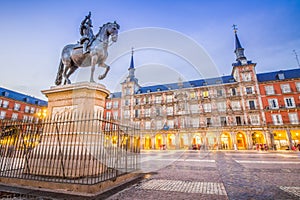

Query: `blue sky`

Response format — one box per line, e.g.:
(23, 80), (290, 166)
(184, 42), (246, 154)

(0, 0), (300, 99)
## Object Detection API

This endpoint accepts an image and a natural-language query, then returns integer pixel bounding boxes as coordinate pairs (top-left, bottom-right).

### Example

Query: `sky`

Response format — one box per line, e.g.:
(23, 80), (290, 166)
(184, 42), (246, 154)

(0, 0), (300, 100)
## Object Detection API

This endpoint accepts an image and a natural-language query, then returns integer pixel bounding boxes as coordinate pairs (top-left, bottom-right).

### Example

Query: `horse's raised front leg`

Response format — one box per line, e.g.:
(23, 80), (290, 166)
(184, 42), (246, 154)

(90, 55), (97, 82)
(98, 63), (110, 80)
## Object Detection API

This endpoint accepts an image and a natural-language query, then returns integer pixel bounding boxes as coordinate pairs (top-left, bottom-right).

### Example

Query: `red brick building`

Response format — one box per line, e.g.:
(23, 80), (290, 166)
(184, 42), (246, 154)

(0, 87), (47, 122)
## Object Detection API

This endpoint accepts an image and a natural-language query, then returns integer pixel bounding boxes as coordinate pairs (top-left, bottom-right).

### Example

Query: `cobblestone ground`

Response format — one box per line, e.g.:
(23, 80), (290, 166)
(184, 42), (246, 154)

(107, 150), (300, 200)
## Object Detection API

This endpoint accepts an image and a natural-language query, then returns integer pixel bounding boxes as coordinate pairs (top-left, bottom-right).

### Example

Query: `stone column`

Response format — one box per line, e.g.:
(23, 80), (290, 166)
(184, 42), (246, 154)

(286, 129), (293, 150)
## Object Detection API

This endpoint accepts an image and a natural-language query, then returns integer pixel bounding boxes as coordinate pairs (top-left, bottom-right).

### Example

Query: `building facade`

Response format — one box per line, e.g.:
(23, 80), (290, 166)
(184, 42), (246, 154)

(0, 87), (48, 122)
(105, 30), (300, 150)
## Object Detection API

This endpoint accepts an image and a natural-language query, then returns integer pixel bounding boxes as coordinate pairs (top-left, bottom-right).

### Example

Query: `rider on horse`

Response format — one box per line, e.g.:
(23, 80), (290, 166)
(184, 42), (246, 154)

(80, 12), (95, 54)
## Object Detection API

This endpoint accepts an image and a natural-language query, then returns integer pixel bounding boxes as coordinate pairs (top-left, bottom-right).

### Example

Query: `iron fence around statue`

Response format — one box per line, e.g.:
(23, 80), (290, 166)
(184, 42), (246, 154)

(0, 112), (140, 185)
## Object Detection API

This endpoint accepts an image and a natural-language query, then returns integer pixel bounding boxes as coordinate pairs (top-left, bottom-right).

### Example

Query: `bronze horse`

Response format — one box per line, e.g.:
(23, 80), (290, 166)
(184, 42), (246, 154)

(55, 22), (120, 85)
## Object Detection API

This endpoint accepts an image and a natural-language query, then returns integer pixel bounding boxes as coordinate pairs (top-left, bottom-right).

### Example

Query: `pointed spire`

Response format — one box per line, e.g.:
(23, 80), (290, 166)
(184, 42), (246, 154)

(129, 47), (134, 69)
(232, 24), (247, 64)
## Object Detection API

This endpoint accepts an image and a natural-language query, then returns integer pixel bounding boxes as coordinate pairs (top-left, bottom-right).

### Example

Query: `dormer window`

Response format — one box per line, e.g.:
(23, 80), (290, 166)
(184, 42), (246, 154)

(277, 73), (285, 80)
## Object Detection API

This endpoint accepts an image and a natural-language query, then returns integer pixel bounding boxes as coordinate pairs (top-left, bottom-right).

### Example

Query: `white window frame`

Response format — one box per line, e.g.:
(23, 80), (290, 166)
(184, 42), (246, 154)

(250, 115), (260, 125)
(203, 103), (211, 112)
(155, 96), (162, 104)
(296, 82), (300, 92)
(0, 111), (6, 119)
(106, 102), (112, 109)
(272, 114), (283, 125)
(284, 97), (295, 108)
(217, 102), (226, 112)
(145, 121), (151, 130)
(167, 106), (173, 115)
(166, 95), (173, 103)
(2, 100), (9, 108)
(190, 104), (199, 114)
(11, 113), (18, 121)
(265, 85), (275, 95)
(281, 84), (291, 93)
(232, 101), (241, 111)
(113, 101), (119, 108)
(288, 113), (298, 124)
(268, 99), (279, 109)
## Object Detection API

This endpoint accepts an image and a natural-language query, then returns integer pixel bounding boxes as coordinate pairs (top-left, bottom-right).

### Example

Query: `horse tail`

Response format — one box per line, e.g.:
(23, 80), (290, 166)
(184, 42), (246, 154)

(55, 59), (64, 85)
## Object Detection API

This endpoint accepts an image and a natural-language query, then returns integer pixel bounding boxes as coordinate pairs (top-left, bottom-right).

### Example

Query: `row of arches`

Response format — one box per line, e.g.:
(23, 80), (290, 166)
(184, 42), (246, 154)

(142, 131), (269, 150)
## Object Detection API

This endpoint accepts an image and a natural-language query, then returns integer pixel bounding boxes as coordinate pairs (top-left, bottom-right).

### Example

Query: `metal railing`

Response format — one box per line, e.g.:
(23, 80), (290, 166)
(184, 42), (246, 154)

(0, 112), (140, 185)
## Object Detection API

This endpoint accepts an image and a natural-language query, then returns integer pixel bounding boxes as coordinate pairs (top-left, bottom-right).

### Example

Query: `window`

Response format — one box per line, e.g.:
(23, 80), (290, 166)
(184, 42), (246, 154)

(14, 103), (21, 111)
(206, 118), (212, 127)
(145, 108), (151, 117)
(202, 91), (209, 98)
(24, 106), (30, 113)
(246, 87), (253, 94)
(124, 110), (130, 119)
(248, 100), (255, 110)
(0, 99), (2, 107)
(167, 107), (173, 115)
(2, 100), (9, 108)
(134, 109), (140, 118)
(11, 113), (18, 121)
(166, 95), (173, 103)
(113, 101), (119, 108)
(242, 73), (251, 81)
(190, 91), (196, 99)
(125, 88), (130, 95)
(113, 111), (118, 120)
(156, 107), (161, 116)
(191, 118), (199, 128)
(272, 114), (283, 125)
(155, 96), (162, 104)
(284, 97), (295, 108)
(296, 82), (300, 92)
(124, 99), (130, 106)
(203, 103), (211, 112)
(268, 99), (278, 109)
(236, 116), (242, 125)
(250, 115), (260, 125)
(106, 112), (111, 119)
(106, 102), (112, 109)
(190, 104), (199, 114)
(288, 113), (298, 124)
(217, 102), (226, 112)
(145, 96), (150, 104)
(281, 84), (291, 93)
(217, 89), (224, 97)
(145, 121), (151, 130)
(167, 120), (174, 129)
(231, 88), (237, 96)
(265, 85), (275, 95)
(156, 121), (162, 129)
(135, 98), (140, 105)
(232, 101), (241, 111)
(0, 111), (6, 119)
(220, 117), (227, 126)
(23, 115), (28, 122)
(30, 107), (35, 114)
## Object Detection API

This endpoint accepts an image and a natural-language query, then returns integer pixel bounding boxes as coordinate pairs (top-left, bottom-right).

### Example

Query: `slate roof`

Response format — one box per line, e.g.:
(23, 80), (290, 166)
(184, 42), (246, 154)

(0, 87), (47, 106)
(257, 68), (300, 82)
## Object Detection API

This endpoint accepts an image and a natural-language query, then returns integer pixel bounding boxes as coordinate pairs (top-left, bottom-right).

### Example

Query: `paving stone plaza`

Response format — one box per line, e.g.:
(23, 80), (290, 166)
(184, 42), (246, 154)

(108, 150), (300, 200)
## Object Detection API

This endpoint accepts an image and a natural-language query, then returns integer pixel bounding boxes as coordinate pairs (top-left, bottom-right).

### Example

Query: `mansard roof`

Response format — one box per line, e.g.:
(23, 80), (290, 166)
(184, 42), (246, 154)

(0, 87), (48, 106)
(137, 75), (235, 94)
(257, 68), (300, 82)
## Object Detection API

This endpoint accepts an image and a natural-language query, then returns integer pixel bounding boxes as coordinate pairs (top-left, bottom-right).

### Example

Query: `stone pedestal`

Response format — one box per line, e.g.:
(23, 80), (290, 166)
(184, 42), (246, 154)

(27, 82), (111, 178)
(42, 81), (110, 116)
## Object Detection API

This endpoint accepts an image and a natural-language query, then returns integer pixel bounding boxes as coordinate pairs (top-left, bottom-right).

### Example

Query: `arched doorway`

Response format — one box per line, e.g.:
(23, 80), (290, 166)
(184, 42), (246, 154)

(167, 134), (176, 150)
(221, 132), (231, 150)
(290, 130), (300, 146)
(192, 134), (201, 150)
(252, 132), (265, 145)
(236, 132), (247, 150)
(206, 132), (217, 150)
(155, 134), (163, 149)
(144, 135), (151, 150)
(180, 133), (189, 149)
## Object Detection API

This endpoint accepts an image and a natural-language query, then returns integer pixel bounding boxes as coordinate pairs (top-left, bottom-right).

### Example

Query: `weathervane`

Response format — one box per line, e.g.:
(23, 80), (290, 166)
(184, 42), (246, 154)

(232, 24), (238, 33)
(293, 50), (300, 68)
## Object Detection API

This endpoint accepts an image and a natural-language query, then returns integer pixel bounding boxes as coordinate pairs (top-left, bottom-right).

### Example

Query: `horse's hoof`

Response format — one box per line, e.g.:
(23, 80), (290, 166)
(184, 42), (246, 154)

(98, 75), (104, 80)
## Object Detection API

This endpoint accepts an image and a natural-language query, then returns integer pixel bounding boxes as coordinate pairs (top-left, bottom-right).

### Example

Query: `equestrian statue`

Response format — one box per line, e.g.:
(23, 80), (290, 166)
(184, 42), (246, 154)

(55, 12), (120, 85)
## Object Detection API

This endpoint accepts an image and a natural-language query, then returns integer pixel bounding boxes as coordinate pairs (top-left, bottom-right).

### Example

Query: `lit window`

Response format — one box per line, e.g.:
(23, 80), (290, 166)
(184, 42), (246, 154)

(190, 92), (196, 99)
(202, 91), (209, 98)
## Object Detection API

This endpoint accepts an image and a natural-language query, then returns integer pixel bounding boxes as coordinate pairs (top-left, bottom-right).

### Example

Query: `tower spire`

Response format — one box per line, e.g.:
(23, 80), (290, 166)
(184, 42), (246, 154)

(232, 25), (247, 65)
(126, 47), (138, 84)
(129, 47), (134, 69)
